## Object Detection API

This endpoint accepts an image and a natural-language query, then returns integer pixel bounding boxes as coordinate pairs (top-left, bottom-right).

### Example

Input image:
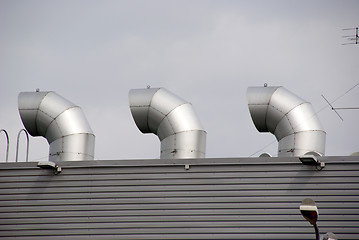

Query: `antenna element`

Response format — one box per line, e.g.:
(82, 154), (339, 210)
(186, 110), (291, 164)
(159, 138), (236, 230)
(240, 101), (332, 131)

(321, 94), (344, 121)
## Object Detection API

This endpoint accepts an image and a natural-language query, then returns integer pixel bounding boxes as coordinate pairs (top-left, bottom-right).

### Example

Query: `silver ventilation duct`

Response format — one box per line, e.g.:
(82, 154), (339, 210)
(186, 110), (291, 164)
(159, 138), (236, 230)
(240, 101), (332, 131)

(18, 91), (95, 161)
(129, 88), (206, 159)
(247, 86), (326, 157)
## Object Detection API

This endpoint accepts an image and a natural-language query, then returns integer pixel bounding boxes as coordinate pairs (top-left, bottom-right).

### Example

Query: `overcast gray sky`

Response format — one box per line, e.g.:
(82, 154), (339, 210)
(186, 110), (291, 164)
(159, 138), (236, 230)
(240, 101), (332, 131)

(0, 0), (358, 162)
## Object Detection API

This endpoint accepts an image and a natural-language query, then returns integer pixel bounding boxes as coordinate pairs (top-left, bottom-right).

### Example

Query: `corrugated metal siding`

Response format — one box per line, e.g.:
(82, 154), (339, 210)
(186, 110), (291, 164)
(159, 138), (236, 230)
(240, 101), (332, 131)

(0, 157), (358, 239)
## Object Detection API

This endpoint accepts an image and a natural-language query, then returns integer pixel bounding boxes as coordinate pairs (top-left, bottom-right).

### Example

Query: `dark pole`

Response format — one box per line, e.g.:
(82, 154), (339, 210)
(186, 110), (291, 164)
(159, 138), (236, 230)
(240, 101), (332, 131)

(314, 224), (320, 240)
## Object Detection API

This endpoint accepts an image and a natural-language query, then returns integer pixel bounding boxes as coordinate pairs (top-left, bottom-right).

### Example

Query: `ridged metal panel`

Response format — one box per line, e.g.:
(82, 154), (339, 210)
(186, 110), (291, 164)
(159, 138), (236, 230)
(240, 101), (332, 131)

(0, 156), (358, 239)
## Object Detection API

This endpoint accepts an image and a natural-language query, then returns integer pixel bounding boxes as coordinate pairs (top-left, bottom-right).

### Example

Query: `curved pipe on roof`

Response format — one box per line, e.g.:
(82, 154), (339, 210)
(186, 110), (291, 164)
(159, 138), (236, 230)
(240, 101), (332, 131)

(18, 91), (95, 161)
(247, 86), (326, 157)
(129, 88), (206, 159)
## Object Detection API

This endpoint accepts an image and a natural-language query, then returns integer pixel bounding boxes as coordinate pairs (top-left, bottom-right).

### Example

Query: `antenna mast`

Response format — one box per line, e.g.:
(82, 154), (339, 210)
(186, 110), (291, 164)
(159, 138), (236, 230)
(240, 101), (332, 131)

(342, 27), (358, 45)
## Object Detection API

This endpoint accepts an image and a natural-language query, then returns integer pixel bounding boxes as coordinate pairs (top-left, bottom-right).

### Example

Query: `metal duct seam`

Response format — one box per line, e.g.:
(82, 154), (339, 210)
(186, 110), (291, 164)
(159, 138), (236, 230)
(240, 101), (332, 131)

(18, 91), (95, 161)
(247, 86), (326, 157)
(129, 88), (206, 159)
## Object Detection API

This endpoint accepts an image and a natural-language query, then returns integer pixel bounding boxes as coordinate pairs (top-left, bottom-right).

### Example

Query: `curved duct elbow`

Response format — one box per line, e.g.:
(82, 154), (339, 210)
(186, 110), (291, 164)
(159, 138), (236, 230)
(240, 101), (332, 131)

(18, 91), (95, 161)
(247, 86), (326, 157)
(129, 88), (206, 159)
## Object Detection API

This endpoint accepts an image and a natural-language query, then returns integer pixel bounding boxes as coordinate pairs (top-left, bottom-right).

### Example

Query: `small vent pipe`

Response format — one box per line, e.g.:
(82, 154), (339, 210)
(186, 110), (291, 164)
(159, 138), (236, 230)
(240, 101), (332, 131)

(247, 86), (326, 157)
(129, 88), (206, 159)
(18, 91), (95, 161)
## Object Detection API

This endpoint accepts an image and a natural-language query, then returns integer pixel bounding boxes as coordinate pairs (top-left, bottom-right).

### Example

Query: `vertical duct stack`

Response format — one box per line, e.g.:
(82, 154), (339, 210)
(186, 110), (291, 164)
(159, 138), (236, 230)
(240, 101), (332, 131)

(18, 91), (95, 161)
(129, 88), (206, 159)
(247, 86), (326, 157)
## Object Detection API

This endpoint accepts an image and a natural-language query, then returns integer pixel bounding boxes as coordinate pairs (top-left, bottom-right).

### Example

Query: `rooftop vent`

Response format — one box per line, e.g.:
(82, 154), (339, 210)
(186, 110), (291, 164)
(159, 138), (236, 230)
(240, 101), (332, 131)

(247, 86), (326, 157)
(129, 88), (206, 159)
(18, 91), (95, 161)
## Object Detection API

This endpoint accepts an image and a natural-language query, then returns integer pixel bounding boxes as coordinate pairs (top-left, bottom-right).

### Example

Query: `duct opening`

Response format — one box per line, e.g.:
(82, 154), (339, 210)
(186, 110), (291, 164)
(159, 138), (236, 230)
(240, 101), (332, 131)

(247, 86), (326, 157)
(129, 88), (206, 159)
(18, 91), (95, 161)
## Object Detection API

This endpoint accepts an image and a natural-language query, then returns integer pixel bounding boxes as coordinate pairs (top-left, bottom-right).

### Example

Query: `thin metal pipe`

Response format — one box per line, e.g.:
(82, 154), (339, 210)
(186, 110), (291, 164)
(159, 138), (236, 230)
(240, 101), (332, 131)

(0, 129), (9, 162)
(16, 129), (29, 162)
